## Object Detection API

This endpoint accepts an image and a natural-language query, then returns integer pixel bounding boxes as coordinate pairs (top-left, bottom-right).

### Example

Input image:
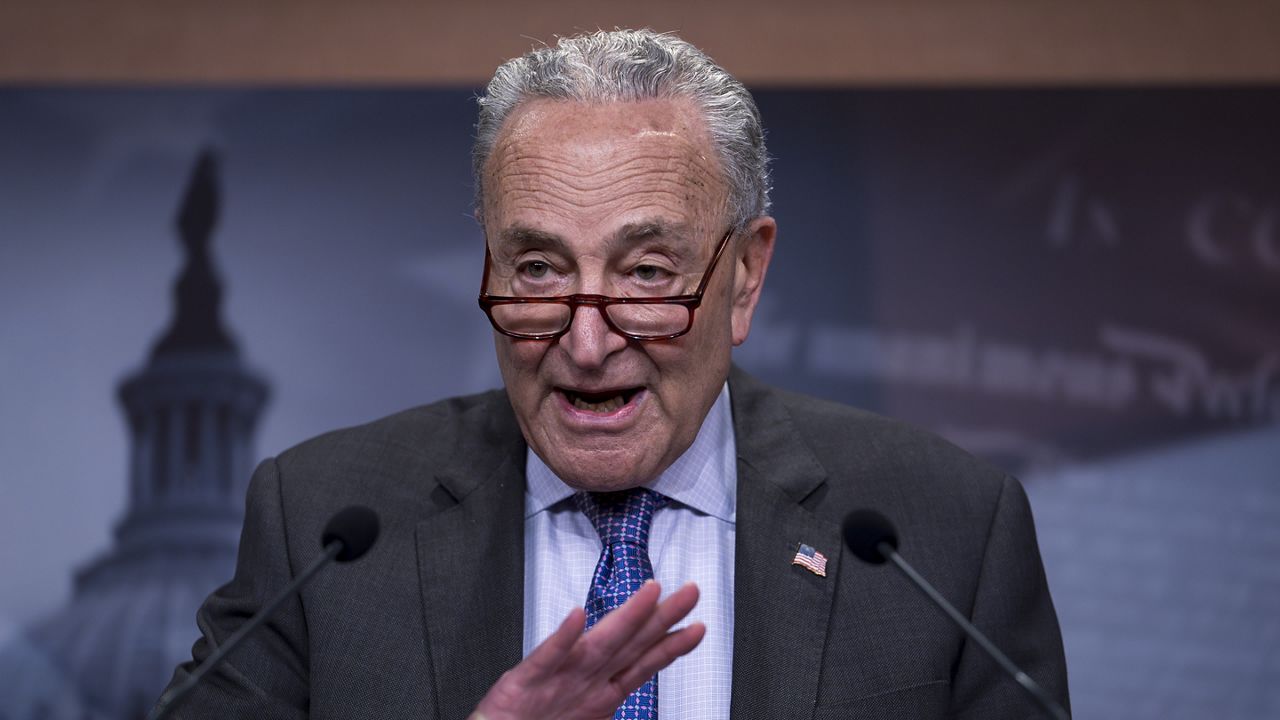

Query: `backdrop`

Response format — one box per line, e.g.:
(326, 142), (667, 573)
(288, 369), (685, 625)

(1, 87), (1277, 718)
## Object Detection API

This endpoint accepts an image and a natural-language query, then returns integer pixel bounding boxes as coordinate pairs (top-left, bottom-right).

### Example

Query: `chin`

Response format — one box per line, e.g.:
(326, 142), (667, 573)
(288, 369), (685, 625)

(546, 450), (662, 492)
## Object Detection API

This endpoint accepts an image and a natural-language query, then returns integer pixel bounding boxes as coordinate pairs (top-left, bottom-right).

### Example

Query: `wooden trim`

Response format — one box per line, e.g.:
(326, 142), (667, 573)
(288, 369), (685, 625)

(3, 0), (1279, 85)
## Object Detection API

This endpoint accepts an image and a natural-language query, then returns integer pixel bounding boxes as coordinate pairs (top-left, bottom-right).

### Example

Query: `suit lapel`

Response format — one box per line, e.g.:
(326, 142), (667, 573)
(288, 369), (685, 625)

(730, 369), (841, 720)
(408, 372), (844, 718)
(415, 394), (527, 719)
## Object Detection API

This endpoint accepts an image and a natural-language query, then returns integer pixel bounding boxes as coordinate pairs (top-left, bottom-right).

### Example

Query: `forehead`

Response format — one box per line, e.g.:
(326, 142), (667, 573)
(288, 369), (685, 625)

(482, 97), (728, 246)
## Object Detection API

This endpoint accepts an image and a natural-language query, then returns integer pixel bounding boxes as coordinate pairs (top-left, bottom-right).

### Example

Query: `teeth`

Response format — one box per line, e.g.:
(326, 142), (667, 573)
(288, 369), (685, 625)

(571, 394), (626, 413)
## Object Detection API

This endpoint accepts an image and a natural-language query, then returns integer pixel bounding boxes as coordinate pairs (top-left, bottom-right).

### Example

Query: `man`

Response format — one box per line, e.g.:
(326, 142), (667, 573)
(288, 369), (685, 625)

(160, 29), (1068, 719)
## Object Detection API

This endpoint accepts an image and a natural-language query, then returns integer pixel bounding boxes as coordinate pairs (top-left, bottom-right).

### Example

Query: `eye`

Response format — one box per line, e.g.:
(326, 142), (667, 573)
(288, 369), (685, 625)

(632, 264), (672, 282)
(519, 260), (551, 279)
(629, 260), (680, 283)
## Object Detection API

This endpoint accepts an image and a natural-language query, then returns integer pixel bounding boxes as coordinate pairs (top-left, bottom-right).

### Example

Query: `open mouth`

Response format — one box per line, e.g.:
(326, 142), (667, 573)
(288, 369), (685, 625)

(559, 387), (644, 414)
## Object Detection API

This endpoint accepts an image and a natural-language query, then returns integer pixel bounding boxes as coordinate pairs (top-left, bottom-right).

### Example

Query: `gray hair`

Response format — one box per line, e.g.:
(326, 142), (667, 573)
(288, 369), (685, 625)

(473, 29), (771, 230)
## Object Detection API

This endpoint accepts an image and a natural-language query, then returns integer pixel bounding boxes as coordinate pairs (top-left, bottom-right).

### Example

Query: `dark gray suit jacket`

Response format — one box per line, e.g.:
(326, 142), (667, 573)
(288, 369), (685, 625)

(162, 368), (1068, 719)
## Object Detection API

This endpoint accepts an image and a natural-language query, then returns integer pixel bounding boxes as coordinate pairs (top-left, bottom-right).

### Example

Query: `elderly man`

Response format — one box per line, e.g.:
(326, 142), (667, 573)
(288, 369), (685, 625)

(161, 29), (1068, 719)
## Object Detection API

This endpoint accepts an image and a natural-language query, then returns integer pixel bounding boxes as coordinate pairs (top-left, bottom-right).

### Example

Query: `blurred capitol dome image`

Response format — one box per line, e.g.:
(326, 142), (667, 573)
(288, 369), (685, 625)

(0, 150), (269, 719)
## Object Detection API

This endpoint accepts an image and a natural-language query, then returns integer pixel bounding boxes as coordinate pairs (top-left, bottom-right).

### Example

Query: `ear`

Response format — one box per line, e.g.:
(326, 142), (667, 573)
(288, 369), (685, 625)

(730, 216), (777, 346)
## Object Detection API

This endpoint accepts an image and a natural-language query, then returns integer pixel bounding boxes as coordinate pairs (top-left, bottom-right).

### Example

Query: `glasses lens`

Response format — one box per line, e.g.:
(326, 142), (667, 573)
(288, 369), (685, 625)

(491, 303), (572, 336)
(606, 303), (691, 338)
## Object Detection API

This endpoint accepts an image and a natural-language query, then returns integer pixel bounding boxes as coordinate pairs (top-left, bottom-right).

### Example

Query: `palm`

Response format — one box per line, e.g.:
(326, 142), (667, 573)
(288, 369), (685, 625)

(471, 582), (703, 720)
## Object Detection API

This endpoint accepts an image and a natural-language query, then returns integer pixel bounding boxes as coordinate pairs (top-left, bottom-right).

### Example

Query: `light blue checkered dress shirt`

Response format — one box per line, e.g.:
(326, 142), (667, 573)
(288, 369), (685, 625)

(524, 383), (737, 720)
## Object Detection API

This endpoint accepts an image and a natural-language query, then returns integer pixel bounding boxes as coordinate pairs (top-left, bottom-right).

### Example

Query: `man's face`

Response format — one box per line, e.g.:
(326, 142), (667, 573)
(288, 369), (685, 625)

(482, 98), (774, 491)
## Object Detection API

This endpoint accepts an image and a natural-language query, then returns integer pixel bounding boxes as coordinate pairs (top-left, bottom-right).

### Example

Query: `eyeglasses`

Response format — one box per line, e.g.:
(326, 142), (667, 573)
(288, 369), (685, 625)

(478, 227), (735, 341)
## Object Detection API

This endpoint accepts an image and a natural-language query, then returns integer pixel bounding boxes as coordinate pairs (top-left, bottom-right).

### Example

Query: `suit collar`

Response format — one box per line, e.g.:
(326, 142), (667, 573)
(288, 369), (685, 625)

(415, 390), (527, 718)
(432, 389), (527, 503)
(729, 367), (842, 719)
(729, 367), (828, 504)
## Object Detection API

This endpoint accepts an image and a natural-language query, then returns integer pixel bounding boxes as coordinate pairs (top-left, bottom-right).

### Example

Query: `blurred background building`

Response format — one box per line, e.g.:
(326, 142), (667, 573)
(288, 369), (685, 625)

(1, 149), (268, 718)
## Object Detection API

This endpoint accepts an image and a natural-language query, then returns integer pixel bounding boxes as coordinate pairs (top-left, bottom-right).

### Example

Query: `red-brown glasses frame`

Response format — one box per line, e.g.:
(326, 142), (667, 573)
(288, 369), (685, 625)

(478, 227), (736, 341)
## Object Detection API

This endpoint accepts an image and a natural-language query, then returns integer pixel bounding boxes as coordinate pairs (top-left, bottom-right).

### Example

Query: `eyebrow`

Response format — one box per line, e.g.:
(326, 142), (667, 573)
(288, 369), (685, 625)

(495, 219), (698, 254)
(614, 220), (691, 244)
(611, 222), (703, 265)
(496, 226), (567, 252)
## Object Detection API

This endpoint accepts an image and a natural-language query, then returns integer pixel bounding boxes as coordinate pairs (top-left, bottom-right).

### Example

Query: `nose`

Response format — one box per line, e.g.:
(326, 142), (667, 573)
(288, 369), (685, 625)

(558, 303), (628, 369)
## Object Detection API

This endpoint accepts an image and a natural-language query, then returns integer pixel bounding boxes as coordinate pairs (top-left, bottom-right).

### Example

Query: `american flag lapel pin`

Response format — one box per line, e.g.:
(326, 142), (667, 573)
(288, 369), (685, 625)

(792, 543), (828, 577)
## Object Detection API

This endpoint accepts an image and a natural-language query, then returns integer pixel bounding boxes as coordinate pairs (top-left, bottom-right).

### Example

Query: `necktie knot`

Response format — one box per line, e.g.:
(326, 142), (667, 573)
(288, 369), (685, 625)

(574, 488), (669, 548)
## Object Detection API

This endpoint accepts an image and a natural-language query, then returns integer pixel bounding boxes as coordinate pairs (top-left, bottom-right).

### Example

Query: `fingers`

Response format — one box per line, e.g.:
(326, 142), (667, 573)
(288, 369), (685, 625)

(650, 582), (700, 630)
(577, 581), (663, 662)
(597, 582), (700, 677)
(610, 621), (706, 692)
(517, 606), (586, 681)
(473, 609), (589, 719)
(472, 582), (705, 720)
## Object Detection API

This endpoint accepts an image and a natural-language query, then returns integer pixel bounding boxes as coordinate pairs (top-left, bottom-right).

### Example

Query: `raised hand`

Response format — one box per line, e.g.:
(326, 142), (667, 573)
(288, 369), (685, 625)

(470, 581), (704, 720)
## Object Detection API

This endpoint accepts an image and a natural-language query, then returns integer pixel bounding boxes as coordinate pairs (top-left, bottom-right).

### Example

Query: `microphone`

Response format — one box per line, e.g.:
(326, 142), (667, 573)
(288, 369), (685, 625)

(842, 509), (1069, 720)
(149, 506), (380, 720)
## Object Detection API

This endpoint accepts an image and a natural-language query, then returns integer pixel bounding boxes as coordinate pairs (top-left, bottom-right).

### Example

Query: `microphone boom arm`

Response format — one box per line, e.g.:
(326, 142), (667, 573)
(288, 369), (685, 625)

(879, 540), (1070, 720)
(148, 540), (344, 720)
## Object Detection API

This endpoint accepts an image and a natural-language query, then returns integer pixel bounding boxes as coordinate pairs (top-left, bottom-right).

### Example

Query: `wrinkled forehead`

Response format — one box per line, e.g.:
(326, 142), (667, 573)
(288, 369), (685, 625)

(480, 98), (730, 238)
(492, 96), (711, 148)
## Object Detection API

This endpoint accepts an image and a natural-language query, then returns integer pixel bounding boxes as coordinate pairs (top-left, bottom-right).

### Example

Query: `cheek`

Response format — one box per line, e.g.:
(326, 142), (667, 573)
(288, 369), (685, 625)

(649, 324), (731, 396)
(494, 337), (549, 393)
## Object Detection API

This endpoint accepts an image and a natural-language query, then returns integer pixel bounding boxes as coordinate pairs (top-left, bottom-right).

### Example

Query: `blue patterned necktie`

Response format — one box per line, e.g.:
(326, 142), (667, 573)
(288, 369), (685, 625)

(575, 488), (670, 720)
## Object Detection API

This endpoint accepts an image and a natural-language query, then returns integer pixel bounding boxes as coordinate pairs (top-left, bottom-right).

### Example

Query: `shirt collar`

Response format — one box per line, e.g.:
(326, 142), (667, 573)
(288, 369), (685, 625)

(524, 382), (736, 523)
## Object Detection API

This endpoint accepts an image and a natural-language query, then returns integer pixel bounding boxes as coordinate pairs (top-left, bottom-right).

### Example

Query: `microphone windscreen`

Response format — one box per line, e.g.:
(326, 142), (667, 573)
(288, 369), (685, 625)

(842, 509), (899, 565)
(321, 506), (380, 562)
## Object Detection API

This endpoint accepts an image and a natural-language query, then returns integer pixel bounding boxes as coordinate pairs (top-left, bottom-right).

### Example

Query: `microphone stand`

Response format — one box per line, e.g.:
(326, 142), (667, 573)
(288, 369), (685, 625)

(879, 540), (1070, 720)
(147, 540), (344, 720)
